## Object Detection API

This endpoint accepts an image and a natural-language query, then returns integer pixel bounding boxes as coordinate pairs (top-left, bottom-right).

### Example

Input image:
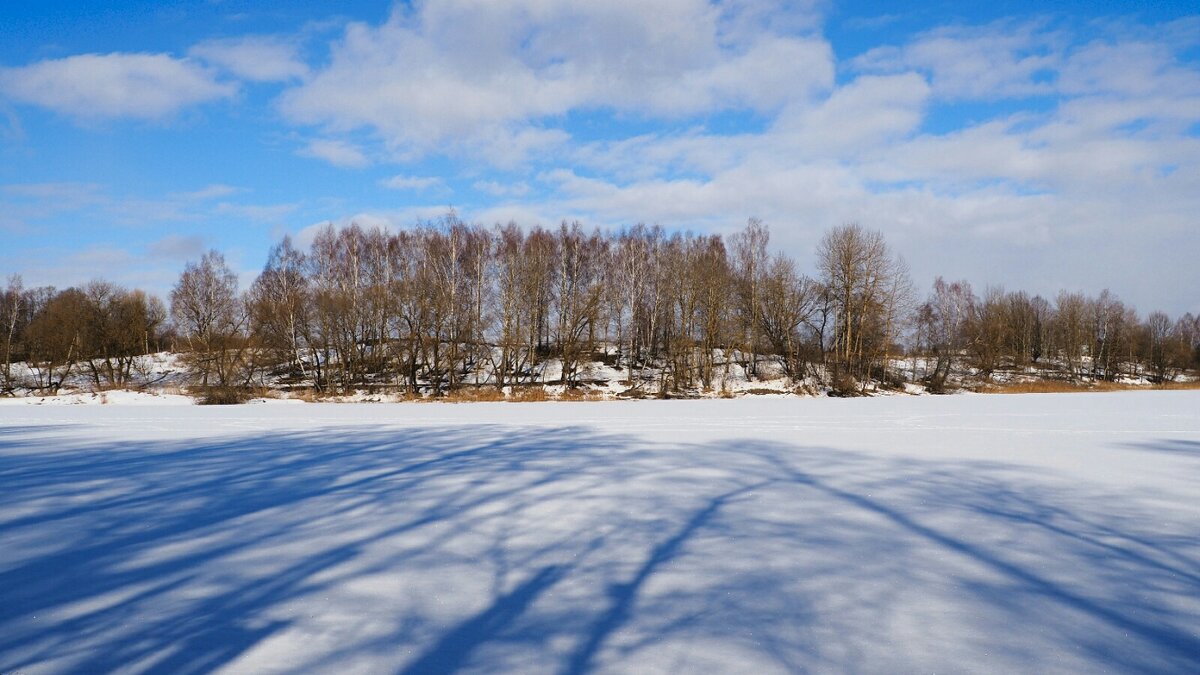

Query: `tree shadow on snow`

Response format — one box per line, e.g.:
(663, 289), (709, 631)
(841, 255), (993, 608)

(0, 422), (1197, 673)
(1120, 438), (1200, 457)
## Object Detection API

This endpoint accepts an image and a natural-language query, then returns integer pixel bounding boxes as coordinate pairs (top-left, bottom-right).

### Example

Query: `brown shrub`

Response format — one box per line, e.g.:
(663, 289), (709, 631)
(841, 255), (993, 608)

(197, 386), (252, 405)
(828, 374), (863, 397)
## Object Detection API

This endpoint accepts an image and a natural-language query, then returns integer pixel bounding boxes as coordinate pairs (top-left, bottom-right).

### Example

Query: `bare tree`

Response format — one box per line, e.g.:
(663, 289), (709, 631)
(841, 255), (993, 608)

(693, 235), (733, 389)
(1143, 311), (1192, 383)
(1003, 291), (1041, 368)
(170, 250), (251, 395)
(77, 281), (165, 388)
(553, 222), (606, 388)
(965, 286), (1007, 379)
(521, 227), (558, 383)
(248, 236), (312, 384)
(731, 218), (769, 378)
(612, 224), (661, 390)
(1053, 291), (1088, 380)
(489, 223), (531, 389)
(757, 254), (818, 382)
(875, 254), (914, 385)
(1088, 290), (1132, 381)
(816, 224), (907, 392)
(1176, 313), (1200, 373)
(917, 277), (975, 392)
(1, 275), (24, 392)
(25, 288), (85, 392)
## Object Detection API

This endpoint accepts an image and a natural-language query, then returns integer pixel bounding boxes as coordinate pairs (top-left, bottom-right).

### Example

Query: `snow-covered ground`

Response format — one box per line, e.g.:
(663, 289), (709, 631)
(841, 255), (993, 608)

(2, 393), (1198, 673)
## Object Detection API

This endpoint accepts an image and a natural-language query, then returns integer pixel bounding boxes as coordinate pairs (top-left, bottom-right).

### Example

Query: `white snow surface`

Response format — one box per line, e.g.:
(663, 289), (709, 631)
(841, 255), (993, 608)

(2, 393), (1198, 674)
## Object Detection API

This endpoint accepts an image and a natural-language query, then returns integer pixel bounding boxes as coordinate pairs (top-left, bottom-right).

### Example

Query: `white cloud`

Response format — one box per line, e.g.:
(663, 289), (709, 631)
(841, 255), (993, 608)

(562, 72), (930, 182)
(292, 206), (454, 247)
(1057, 39), (1200, 98)
(771, 73), (931, 154)
(0, 244), (189, 299)
(0, 53), (235, 120)
(414, 17), (1200, 315)
(2, 181), (104, 199)
(172, 184), (243, 201)
(498, 137), (1200, 314)
(1, 182), (108, 232)
(148, 234), (207, 260)
(853, 21), (1061, 100)
(190, 36), (309, 82)
(473, 180), (531, 197)
(380, 175), (448, 192)
(278, 0), (833, 162)
(0, 104), (23, 142)
(469, 203), (558, 227)
(843, 14), (902, 31)
(298, 138), (369, 168)
(457, 127), (571, 169)
(215, 201), (298, 223)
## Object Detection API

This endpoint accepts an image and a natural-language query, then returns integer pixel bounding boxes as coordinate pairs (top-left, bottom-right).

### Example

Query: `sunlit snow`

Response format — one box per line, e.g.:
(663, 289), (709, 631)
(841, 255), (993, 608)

(2, 393), (1198, 673)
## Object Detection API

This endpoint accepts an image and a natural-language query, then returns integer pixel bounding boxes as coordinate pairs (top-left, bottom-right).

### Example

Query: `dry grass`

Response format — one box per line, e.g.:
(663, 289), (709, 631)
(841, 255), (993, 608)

(981, 379), (1200, 394)
(556, 387), (605, 402)
(197, 386), (253, 405)
(793, 383), (820, 397)
(442, 387), (507, 403)
(508, 386), (550, 403)
(981, 380), (1109, 394)
(250, 387), (283, 399)
(741, 387), (787, 396)
(555, 387), (587, 401)
(1148, 380), (1200, 391)
(285, 388), (328, 403)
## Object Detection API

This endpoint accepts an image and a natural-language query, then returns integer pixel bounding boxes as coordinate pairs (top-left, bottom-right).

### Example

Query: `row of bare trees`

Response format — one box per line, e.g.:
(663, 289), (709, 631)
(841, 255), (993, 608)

(242, 217), (802, 395)
(3, 218), (1198, 397)
(915, 280), (1199, 390)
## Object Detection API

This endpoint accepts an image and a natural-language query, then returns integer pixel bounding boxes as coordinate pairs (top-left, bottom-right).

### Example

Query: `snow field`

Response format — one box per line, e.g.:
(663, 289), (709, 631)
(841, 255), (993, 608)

(1, 392), (1198, 673)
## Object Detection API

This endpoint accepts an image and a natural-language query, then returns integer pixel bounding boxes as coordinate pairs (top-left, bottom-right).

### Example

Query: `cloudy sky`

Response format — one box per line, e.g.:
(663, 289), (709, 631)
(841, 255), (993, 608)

(1, 0), (1197, 314)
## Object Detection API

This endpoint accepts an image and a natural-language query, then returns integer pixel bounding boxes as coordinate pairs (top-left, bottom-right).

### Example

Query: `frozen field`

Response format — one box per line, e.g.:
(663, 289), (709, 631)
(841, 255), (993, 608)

(1, 393), (1198, 674)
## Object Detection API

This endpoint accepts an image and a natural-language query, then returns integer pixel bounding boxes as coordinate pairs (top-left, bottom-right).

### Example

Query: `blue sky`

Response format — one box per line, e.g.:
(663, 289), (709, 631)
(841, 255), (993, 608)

(1, 0), (1198, 315)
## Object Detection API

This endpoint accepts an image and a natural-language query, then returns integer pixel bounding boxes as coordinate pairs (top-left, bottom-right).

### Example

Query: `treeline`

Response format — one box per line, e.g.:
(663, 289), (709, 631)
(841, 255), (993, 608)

(914, 280), (1199, 392)
(2, 217), (1198, 398)
(0, 281), (168, 392)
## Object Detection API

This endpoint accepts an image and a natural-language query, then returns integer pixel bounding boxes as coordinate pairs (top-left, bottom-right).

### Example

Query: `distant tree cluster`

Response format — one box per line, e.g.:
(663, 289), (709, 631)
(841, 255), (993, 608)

(2, 216), (1198, 398)
(914, 279), (1200, 392)
(2, 277), (167, 393)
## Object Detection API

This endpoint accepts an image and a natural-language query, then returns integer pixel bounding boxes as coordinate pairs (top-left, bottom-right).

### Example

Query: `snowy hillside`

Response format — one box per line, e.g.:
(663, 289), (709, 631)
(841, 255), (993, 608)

(2, 393), (1198, 673)
(0, 349), (833, 403)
